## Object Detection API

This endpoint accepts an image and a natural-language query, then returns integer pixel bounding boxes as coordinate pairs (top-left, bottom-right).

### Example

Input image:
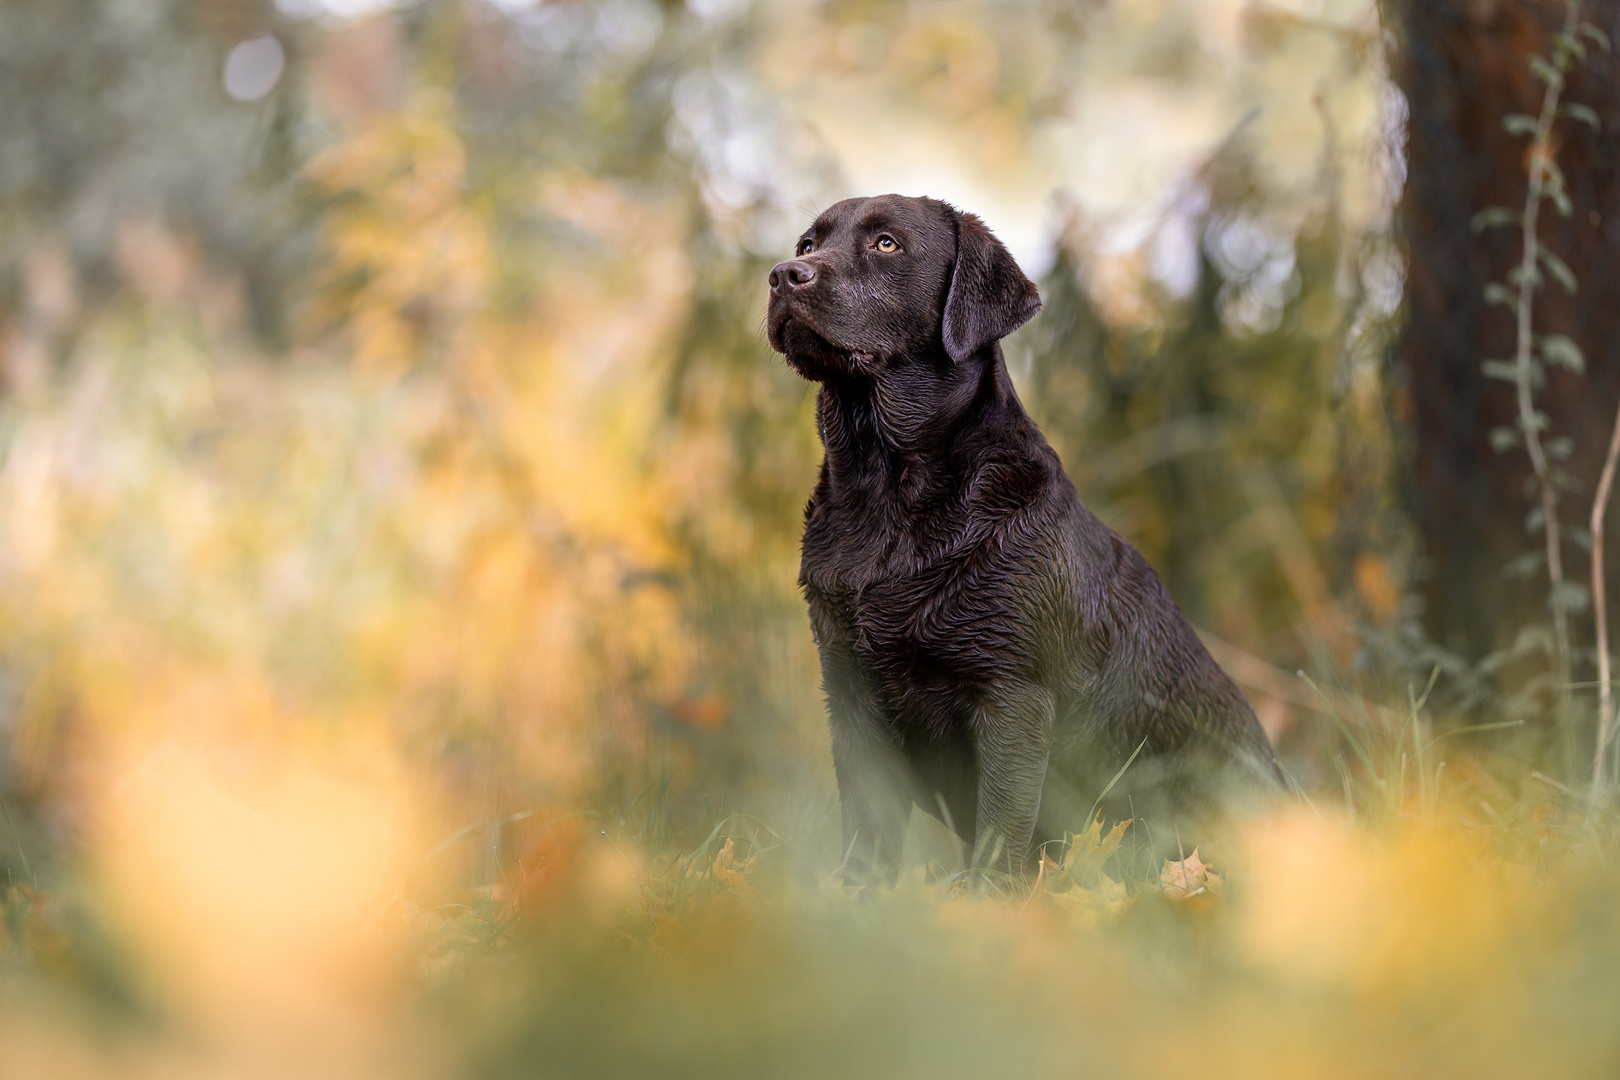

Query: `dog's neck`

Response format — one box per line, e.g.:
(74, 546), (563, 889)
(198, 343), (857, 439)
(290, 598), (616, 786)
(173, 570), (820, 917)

(813, 344), (1023, 497)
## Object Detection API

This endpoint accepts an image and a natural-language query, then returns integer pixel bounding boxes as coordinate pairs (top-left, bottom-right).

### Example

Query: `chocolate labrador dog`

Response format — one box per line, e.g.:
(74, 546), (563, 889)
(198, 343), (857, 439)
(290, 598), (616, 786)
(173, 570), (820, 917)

(767, 194), (1279, 885)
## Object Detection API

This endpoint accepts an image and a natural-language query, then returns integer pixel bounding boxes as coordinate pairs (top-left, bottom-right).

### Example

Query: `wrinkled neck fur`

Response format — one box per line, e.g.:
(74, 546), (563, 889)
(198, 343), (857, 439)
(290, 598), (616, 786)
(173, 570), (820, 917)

(815, 343), (1019, 492)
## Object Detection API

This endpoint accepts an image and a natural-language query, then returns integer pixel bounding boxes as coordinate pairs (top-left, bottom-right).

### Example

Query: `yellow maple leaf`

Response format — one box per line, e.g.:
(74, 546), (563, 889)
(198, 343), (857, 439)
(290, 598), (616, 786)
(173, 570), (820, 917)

(1057, 815), (1131, 890)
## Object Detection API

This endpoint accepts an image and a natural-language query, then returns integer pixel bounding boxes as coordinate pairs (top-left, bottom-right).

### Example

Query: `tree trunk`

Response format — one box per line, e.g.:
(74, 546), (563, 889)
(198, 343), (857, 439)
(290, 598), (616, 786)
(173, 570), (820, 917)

(1393, 0), (1620, 664)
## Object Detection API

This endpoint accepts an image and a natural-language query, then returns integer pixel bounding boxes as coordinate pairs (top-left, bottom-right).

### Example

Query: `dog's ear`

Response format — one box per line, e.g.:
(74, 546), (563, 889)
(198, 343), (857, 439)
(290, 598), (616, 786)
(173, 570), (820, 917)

(942, 209), (1041, 363)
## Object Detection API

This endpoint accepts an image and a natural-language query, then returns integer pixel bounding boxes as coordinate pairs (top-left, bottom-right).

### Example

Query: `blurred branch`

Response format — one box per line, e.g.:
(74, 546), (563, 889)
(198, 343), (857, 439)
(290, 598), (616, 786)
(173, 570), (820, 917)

(1195, 628), (1320, 713)
(1083, 417), (1232, 486)
(0, 793), (35, 889)
(1592, 391), (1620, 794)
(1238, 465), (1355, 660)
(1508, 2), (1583, 693)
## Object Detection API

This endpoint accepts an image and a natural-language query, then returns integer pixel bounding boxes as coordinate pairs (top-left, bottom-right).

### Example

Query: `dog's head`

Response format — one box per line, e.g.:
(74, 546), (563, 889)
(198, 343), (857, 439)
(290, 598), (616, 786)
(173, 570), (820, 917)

(766, 194), (1041, 381)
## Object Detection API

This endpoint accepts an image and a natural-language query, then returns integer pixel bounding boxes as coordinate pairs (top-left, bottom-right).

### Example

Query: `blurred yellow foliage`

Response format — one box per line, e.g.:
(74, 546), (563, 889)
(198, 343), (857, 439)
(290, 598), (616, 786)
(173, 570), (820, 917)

(1, 1), (1613, 1077)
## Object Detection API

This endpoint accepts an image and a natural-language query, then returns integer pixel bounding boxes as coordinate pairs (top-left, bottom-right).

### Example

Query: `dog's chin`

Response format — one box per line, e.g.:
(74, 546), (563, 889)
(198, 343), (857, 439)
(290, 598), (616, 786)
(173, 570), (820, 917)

(775, 319), (880, 381)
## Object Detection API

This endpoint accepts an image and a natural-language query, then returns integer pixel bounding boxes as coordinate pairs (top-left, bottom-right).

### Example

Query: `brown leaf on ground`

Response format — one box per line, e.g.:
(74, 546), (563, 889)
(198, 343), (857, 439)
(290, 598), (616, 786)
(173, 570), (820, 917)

(712, 837), (759, 893)
(515, 815), (590, 916)
(1160, 848), (1224, 901)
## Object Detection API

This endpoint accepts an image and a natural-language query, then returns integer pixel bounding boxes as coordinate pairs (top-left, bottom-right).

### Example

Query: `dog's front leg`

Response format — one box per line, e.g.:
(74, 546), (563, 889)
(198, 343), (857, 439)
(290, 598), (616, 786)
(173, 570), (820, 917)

(970, 684), (1054, 882)
(819, 655), (911, 889)
(828, 707), (911, 889)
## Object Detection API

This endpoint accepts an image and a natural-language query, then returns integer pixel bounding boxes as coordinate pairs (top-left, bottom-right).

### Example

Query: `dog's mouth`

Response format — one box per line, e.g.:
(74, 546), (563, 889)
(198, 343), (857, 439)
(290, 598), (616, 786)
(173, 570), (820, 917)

(770, 312), (879, 378)
(768, 311), (796, 353)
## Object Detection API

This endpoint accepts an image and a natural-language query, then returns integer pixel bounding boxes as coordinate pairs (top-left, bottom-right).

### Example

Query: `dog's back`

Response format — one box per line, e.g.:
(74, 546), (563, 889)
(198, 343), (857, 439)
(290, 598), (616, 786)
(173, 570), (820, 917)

(1045, 470), (1281, 839)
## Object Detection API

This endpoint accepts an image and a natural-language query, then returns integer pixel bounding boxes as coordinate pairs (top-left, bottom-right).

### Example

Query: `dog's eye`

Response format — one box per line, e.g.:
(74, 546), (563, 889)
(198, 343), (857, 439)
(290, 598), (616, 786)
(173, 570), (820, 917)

(874, 235), (899, 253)
(797, 239), (815, 256)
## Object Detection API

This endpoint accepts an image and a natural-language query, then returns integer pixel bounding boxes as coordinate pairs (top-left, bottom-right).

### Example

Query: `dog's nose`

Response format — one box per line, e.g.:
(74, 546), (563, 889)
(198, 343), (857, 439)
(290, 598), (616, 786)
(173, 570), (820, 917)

(769, 259), (817, 294)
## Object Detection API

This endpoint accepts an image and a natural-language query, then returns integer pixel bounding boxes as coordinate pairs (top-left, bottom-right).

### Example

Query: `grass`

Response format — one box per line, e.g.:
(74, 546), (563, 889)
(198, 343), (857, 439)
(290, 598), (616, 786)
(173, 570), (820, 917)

(4, 711), (1620, 1080)
(440, 770), (1620, 1080)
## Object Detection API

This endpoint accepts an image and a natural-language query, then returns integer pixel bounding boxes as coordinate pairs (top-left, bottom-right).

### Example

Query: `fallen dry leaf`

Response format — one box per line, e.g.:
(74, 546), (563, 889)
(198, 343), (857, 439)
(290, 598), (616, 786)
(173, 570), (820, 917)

(712, 837), (759, 893)
(1160, 848), (1224, 901)
(1057, 816), (1131, 889)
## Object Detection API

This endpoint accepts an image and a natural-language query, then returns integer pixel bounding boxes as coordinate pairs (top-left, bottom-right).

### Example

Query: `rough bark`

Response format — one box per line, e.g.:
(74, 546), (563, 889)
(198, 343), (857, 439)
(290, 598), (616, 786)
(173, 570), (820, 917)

(1393, 0), (1620, 663)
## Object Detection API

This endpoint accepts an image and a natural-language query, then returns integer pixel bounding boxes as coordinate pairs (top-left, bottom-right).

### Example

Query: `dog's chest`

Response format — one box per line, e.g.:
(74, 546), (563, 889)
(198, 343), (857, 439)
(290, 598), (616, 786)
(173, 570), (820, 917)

(801, 515), (1024, 692)
(798, 448), (1061, 703)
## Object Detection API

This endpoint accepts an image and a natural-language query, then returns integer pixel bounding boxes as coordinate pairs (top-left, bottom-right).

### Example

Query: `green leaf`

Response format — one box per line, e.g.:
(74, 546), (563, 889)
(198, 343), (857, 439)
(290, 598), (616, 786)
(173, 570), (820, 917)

(1471, 207), (1522, 233)
(1562, 102), (1601, 129)
(1539, 249), (1578, 293)
(1529, 55), (1564, 87)
(1520, 409), (1551, 434)
(1503, 113), (1540, 137)
(1551, 188), (1573, 218)
(1542, 157), (1567, 193)
(1526, 506), (1545, 534)
(1539, 334), (1585, 372)
(1503, 551), (1545, 579)
(1510, 623), (1555, 656)
(1484, 282), (1519, 310)
(1554, 31), (1587, 62)
(1546, 436), (1574, 461)
(1508, 264), (1542, 289)
(1551, 580), (1591, 615)
(1489, 425), (1522, 451)
(1581, 23), (1612, 53)
(1482, 359), (1519, 382)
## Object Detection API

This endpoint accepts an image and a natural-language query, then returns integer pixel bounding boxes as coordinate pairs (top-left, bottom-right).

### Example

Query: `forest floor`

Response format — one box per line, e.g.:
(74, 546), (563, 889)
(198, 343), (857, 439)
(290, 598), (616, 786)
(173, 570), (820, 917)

(3, 739), (1619, 1080)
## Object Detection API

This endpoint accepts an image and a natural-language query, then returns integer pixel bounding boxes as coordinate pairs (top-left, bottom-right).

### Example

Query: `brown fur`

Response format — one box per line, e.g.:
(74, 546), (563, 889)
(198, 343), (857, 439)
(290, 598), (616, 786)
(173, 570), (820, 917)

(767, 195), (1280, 883)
